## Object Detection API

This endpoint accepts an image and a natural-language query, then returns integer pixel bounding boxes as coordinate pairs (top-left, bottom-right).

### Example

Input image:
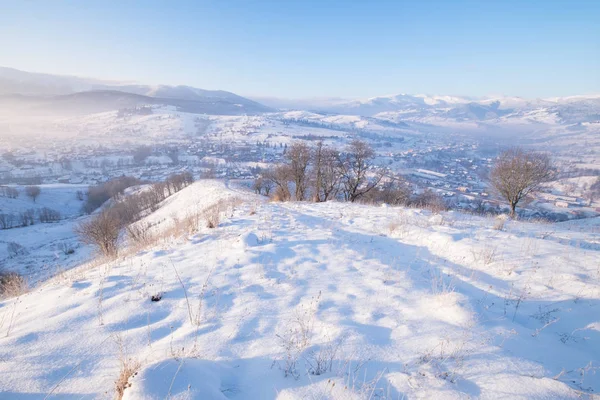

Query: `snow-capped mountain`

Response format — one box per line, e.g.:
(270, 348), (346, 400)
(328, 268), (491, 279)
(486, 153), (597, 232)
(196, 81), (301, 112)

(258, 92), (600, 125)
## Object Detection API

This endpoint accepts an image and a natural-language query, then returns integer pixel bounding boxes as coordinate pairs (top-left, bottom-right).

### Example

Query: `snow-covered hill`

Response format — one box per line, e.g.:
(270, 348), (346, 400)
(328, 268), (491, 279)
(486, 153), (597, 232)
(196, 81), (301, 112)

(0, 67), (272, 116)
(1, 180), (599, 399)
(258, 93), (600, 126)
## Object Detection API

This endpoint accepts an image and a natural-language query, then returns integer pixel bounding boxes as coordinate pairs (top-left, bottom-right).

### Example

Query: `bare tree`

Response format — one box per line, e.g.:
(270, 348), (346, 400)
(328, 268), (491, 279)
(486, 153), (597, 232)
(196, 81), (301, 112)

(338, 140), (383, 202)
(286, 142), (311, 201)
(312, 142), (341, 202)
(25, 185), (41, 203)
(253, 177), (266, 195)
(74, 211), (121, 256)
(265, 165), (292, 201)
(490, 147), (553, 217)
(375, 176), (411, 205)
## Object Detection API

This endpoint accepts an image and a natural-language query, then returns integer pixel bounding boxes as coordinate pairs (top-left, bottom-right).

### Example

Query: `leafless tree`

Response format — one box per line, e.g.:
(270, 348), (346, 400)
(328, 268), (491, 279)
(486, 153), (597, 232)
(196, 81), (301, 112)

(0, 213), (15, 229)
(338, 140), (383, 202)
(0, 186), (19, 199)
(38, 207), (61, 223)
(265, 165), (292, 201)
(25, 185), (41, 203)
(74, 210), (121, 256)
(374, 176), (411, 205)
(18, 209), (35, 226)
(286, 142), (311, 201)
(253, 177), (266, 195)
(490, 147), (553, 217)
(312, 141), (341, 202)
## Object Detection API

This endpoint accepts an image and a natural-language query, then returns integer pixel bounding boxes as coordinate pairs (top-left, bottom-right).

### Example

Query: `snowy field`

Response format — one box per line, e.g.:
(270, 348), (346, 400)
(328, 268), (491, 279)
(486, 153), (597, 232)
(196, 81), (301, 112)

(0, 184), (90, 283)
(0, 180), (599, 399)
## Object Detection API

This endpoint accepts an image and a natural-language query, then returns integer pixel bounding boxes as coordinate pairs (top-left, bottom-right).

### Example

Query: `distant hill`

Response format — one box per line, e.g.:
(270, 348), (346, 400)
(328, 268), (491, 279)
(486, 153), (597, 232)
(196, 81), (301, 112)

(0, 66), (272, 115)
(251, 93), (600, 125)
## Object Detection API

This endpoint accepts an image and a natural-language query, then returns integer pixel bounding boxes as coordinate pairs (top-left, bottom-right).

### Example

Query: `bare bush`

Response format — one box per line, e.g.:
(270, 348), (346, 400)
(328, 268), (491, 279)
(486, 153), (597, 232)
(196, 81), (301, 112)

(0, 213), (16, 229)
(18, 209), (35, 227)
(58, 242), (75, 255)
(126, 223), (153, 247)
(181, 211), (202, 235)
(75, 211), (122, 257)
(75, 190), (84, 201)
(25, 185), (41, 203)
(0, 271), (28, 298)
(411, 189), (448, 213)
(204, 203), (222, 229)
(6, 242), (27, 258)
(38, 207), (61, 223)
(364, 176), (411, 205)
(0, 186), (19, 199)
(490, 147), (553, 217)
(306, 335), (345, 376)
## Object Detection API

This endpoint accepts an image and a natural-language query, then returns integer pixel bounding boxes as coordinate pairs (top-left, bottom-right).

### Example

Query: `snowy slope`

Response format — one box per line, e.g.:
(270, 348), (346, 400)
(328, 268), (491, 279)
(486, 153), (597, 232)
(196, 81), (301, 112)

(0, 181), (599, 399)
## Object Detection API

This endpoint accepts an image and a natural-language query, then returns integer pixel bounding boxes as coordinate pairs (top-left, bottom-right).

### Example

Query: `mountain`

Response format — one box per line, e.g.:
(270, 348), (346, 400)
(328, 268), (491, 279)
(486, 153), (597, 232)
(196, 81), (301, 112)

(0, 66), (272, 115)
(257, 93), (600, 125)
(0, 66), (121, 96)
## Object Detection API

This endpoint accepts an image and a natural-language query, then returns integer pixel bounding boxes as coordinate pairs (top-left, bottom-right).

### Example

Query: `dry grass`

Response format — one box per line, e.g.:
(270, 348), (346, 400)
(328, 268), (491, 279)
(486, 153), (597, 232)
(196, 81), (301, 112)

(203, 197), (243, 229)
(115, 356), (140, 399)
(0, 271), (28, 298)
(204, 203), (222, 228)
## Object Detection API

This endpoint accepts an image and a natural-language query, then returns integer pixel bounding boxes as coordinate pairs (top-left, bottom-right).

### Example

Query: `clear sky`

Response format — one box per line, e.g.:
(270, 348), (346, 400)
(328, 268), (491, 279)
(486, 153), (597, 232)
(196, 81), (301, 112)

(0, 0), (598, 99)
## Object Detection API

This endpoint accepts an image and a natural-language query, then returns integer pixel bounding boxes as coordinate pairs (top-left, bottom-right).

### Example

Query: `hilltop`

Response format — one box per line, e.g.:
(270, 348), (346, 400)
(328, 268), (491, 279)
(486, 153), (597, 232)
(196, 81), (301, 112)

(0, 180), (599, 399)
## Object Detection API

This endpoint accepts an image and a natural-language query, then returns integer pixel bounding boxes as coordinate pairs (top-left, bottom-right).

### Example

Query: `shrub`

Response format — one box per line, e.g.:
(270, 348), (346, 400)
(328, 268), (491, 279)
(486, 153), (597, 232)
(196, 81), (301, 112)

(38, 207), (61, 223)
(126, 223), (153, 247)
(0, 186), (19, 199)
(18, 209), (35, 227)
(204, 203), (222, 228)
(411, 189), (448, 213)
(83, 176), (142, 214)
(25, 185), (41, 202)
(59, 242), (75, 255)
(0, 213), (16, 229)
(6, 242), (27, 258)
(0, 271), (28, 298)
(74, 210), (122, 257)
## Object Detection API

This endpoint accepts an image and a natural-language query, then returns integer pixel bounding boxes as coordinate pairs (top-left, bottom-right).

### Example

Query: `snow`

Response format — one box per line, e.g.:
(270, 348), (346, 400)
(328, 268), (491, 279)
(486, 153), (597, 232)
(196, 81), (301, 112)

(0, 184), (86, 218)
(0, 184), (91, 283)
(0, 180), (599, 399)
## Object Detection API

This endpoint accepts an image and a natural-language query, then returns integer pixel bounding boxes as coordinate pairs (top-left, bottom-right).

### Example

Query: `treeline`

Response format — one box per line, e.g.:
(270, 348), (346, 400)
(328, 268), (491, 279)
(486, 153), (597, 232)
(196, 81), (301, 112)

(82, 172), (193, 215)
(253, 140), (445, 210)
(0, 207), (61, 230)
(76, 172), (194, 256)
(0, 186), (19, 199)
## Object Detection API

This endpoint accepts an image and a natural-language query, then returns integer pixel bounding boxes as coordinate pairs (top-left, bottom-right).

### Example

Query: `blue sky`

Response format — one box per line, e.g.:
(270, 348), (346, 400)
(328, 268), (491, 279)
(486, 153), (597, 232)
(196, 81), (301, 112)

(0, 0), (598, 98)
